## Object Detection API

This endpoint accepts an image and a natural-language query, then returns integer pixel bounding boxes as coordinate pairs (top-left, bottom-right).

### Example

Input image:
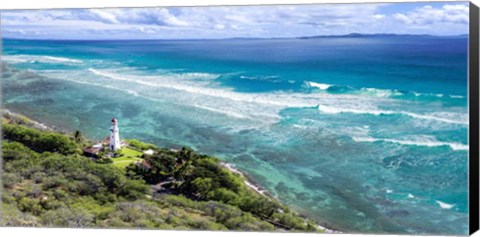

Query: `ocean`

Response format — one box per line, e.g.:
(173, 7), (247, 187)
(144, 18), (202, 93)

(1, 36), (469, 234)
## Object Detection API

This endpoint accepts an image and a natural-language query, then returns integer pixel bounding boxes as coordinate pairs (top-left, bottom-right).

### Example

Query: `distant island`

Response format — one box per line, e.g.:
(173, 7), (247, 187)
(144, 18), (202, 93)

(297, 33), (432, 39)
(0, 109), (332, 232)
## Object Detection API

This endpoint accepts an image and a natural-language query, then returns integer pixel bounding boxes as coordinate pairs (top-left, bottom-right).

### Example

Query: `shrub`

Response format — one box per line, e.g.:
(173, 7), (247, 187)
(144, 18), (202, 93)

(2, 141), (39, 162)
(3, 124), (79, 155)
(40, 207), (94, 227)
(207, 188), (240, 205)
(2, 173), (22, 189)
(125, 139), (156, 150)
(95, 158), (113, 164)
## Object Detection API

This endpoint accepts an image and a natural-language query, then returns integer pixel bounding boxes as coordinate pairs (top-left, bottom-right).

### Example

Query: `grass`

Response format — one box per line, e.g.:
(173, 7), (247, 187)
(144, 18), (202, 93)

(112, 147), (144, 169)
(121, 147), (143, 157)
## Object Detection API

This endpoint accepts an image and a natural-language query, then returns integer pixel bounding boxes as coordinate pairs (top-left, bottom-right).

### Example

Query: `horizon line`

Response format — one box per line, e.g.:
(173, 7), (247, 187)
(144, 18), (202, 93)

(2, 32), (469, 41)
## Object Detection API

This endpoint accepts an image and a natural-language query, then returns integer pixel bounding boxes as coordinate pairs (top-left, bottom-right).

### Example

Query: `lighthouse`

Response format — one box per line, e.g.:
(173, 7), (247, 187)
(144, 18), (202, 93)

(109, 118), (121, 151)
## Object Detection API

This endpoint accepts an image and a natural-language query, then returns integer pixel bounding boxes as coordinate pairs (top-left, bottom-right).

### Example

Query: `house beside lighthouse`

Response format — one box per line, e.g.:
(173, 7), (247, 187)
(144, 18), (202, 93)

(109, 117), (121, 151)
(82, 117), (148, 168)
(83, 117), (123, 157)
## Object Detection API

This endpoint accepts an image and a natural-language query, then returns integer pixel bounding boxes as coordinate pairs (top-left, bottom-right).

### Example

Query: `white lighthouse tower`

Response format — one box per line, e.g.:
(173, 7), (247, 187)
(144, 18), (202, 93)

(109, 118), (121, 151)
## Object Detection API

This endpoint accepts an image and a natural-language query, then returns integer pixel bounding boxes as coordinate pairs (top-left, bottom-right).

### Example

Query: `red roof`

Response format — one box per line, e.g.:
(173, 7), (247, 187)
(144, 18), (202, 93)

(83, 146), (102, 154)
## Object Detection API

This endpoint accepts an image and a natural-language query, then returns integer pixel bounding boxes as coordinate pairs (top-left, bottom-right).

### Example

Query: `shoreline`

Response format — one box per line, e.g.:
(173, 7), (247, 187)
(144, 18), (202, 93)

(220, 162), (338, 233)
(2, 109), (52, 131)
(220, 162), (272, 198)
(2, 108), (338, 233)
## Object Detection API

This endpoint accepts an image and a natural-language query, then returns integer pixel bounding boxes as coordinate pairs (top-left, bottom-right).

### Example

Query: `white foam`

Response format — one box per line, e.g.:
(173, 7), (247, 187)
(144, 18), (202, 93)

(90, 69), (467, 127)
(306, 83), (404, 98)
(407, 193), (415, 198)
(240, 75), (279, 80)
(87, 68), (294, 123)
(193, 104), (250, 119)
(39, 68), (290, 126)
(317, 104), (468, 125)
(305, 81), (333, 90)
(46, 67), (469, 130)
(2, 56), (29, 63)
(360, 87), (403, 98)
(49, 74), (139, 96)
(411, 91), (466, 99)
(352, 136), (468, 151)
(42, 56), (82, 63)
(88, 68), (329, 109)
(2, 55), (82, 64)
(402, 112), (467, 125)
(292, 124), (307, 129)
(89, 68), (217, 82)
(317, 104), (392, 116)
(360, 88), (461, 100)
(436, 200), (455, 209)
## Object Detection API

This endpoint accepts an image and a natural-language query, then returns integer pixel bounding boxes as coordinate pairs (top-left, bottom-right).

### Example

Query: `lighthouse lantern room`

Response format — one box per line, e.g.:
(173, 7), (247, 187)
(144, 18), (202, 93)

(109, 117), (121, 151)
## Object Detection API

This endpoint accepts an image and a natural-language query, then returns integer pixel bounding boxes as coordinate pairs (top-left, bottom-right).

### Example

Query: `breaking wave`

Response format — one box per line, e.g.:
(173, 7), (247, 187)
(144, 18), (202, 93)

(436, 201), (455, 209)
(2, 54), (83, 64)
(304, 80), (466, 100)
(352, 136), (468, 151)
(87, 68), (326, 109)
(317, 104), (467, 125)
(304, 81), (334, 90)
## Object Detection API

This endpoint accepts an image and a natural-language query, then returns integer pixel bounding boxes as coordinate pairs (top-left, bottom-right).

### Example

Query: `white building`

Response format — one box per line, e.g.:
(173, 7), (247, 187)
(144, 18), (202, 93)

(143, 149), (154, 156)
(109, 117), (121, 151)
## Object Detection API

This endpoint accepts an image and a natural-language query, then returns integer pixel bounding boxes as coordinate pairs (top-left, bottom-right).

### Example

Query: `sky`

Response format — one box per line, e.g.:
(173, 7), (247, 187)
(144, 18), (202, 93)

(0, 2), (470, 40)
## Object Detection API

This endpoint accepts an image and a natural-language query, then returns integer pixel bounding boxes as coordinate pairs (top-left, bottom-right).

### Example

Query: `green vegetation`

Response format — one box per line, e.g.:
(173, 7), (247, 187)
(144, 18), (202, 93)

(1, 114), (321, 232)
(125, 139), (156, 150)
(120, 147), (143, 158)
(112, 150), (143, 169)
(126, 147), (319, 231)
(3, 123), (80, 155)
(109, 147), (144, 169)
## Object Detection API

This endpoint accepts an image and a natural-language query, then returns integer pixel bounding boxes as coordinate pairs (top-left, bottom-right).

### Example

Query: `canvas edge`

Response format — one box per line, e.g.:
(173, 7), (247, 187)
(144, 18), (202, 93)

(469, 1), (480, 235)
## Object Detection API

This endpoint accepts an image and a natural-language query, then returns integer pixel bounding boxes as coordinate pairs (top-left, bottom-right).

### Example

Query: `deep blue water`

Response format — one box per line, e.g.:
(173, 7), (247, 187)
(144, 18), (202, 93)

(1, 36), (469, 234)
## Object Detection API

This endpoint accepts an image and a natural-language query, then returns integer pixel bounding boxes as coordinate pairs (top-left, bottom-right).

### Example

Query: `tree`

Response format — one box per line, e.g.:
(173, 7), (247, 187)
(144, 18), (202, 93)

(119, 179), (151, 200)
(178, 147), (193, 163)
(73, 130), (84, 144)
(3, 123), (79, 155)
(150, 153), (176, 177)
(190, 178), (213, 199)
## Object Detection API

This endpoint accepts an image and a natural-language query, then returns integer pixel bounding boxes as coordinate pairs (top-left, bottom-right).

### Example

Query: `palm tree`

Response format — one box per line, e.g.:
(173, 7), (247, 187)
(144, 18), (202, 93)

(174, 147), (194, 180)
(74, 130), (84, 144)
(179, 147), (193, 163)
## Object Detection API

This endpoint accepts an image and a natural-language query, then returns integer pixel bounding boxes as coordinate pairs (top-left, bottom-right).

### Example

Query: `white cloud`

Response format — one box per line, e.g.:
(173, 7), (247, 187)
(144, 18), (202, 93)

(214, 24), (225, 30)
(84, 8), (189, 26)
(138, 26), (157, 34)
(392, 4), (468, 25)
(393, 13), (413, 24)
(0, 3), (469, 39)
(88, 9), (119, 23)
(372, 14), (385, 20)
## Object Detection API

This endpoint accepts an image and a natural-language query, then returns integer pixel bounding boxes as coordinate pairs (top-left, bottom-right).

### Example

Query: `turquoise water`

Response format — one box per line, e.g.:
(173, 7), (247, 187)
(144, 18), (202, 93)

(1, 36), (469, 234)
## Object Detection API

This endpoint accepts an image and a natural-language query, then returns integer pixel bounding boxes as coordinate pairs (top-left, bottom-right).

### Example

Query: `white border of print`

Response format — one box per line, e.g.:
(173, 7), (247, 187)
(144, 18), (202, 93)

(0, 1), (479, 237)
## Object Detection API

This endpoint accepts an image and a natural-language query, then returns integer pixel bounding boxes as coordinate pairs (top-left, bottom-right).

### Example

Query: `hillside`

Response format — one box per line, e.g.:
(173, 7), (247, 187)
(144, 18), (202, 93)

(0, 111), (322, 232)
